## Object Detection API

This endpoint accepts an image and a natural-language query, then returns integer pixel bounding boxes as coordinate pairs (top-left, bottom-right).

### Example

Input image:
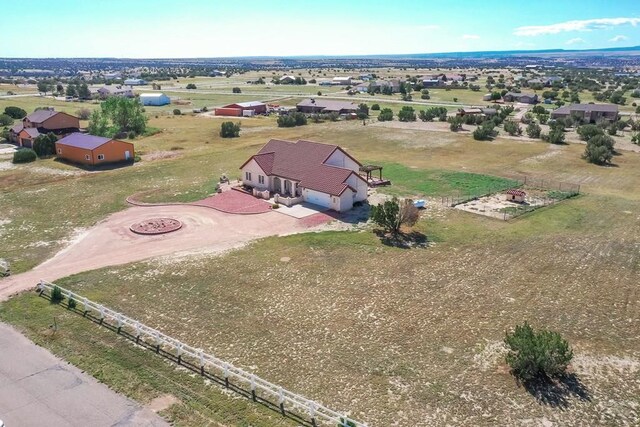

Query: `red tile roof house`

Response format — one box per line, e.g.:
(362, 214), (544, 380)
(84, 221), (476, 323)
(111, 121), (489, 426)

(9, 109), (80, 148)
(55, 133), (134, 166)
(239, 139), (368, 212)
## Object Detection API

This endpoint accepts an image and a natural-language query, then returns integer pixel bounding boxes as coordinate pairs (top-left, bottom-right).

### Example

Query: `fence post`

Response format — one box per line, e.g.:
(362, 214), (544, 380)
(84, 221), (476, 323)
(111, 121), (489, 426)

(308, 402), (317, 427)
(250, 374), (257, 402)
(223, 363), (230, 388)
(176, 343), (182, 364)
(278, 387), (285, 416)
(83, 297), (89, 316)
(135, 322), (141, 343)
(154, 332), (160, 353)
(99, 306), (105, 324)
(116, 314), (123, 333)
(38, 280), (45, 295)
(198, 351), (205, 375)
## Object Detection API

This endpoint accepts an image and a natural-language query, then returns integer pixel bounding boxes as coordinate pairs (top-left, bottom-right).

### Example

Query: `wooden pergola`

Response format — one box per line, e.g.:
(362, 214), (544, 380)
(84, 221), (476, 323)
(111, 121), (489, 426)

(359, 164), (390, 186)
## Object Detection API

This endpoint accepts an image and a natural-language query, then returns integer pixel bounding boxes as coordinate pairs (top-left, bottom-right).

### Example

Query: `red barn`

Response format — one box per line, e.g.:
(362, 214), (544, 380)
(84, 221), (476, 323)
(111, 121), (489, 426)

(215, 101), (267, 117)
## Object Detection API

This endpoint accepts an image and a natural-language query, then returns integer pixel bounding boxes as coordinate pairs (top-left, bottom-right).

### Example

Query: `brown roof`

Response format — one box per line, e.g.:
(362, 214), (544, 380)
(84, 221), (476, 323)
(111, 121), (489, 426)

(506, 189), (526, 197)
(20, 128), (40, 138)
(554, 103), (619, 114)
(25, 109), (58, 124)
(296, 98), (357, 113)
(10, 122), (24, 133)
(242, 139), (364, 196)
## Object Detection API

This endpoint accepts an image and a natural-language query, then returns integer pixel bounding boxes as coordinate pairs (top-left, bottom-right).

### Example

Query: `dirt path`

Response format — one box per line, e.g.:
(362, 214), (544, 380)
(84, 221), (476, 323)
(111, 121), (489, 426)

(0, 205), (304, 301)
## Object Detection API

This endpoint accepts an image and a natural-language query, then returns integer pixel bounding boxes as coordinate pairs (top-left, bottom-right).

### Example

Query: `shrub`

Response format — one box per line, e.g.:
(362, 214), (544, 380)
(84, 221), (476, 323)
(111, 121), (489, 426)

(541, 129), (565, 144)
(67, 296), (77, 309)
(377, 108), (394, 121)
(473, 123), (495, 141)
(186, 83), (197, 89)
(607, 125), (617, 136)
(526, 122), (542, 139)
(76, 108), (91, 120)
(504, 322), (573, 382)
(232, 87), (241, 93)
(577, 124), (604, 141)
(173, 108), (181, 115)
(448, 116), (463, 131)
(356, 103), (369, 119)
(583, 134), (615, 165)
(12, 148), (37, 164)
(220, 121), (241, 138)
(50, 285), (64, 304)
(277, 115), (296, 127)
(397, 106), (416, 122)
(4, 106), (27, 119)
(272, 203), (280, 209)
(503, 120), (522, 136)
(371, 104), (380, 111)
(33, 133), (57, 157)
(0, 113), (13, 126)
(370, 197), (418, 234)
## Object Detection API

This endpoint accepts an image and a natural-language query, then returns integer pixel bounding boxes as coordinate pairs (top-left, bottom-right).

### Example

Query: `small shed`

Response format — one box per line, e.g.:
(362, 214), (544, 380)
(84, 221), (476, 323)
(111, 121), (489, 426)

(140, 93), (170, 106)
(505, 189), (526, 203)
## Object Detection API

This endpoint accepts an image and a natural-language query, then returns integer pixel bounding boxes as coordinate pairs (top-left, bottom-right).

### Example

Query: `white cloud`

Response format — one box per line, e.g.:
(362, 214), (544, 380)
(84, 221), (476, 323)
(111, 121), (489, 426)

(462, 34), (480, 40)
(514, 17), (640, 36)
(609, 34), (629, 42)
(566, 38), (585, 45)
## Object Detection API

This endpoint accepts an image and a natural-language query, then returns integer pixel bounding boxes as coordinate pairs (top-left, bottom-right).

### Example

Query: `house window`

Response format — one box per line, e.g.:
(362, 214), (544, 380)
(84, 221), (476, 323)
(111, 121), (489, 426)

(245, 172), (252, 181)
(85, 154), (90, 161)
(57, 148), (62, 154)
(258, 175), (264, 184)
(97, 154), (105, 160)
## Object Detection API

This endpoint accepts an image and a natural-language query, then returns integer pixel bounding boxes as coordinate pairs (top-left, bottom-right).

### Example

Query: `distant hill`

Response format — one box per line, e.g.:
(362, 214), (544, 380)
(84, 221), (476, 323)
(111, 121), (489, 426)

(281, 46), (640, 60)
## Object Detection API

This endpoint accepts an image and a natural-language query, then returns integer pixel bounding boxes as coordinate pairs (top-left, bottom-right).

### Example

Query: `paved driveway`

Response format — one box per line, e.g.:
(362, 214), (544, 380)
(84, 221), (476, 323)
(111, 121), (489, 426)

(0, 323), (168, 427)
(0, 204), (304, 301)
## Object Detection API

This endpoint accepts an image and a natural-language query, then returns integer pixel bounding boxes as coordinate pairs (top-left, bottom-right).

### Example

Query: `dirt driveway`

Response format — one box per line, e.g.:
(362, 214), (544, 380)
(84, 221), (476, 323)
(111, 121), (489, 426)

(0, 205), (304, 301)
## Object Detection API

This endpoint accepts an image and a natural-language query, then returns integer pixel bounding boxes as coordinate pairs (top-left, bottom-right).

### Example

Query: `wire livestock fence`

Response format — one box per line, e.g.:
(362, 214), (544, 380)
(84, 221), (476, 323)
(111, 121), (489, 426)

(36, 280), (367, 427)
(439, 175), (581, 220)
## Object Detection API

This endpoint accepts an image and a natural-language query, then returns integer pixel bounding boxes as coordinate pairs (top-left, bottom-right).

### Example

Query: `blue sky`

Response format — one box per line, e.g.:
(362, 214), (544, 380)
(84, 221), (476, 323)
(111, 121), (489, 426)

(3, 0), (640, 57)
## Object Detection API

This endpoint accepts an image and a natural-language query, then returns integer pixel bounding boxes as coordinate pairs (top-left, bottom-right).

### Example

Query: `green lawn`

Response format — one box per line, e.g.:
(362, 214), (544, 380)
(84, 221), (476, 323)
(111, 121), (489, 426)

(374, 162), (519, 196)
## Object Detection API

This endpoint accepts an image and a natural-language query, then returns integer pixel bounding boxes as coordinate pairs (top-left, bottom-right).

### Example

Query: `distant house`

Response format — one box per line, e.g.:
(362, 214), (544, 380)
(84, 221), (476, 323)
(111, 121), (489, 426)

(96, 86), (134, 99)
(215, 101), (267, 117)
(456, 108), (483, 116)
(505, 189), (526, 203)
(482, 93), (492, 101)
(103, 72), (122, 80)
(332, 76), (352, 85)
(368, 79), (401, 93)
(422, 79), (442, 88)
(56, 133), (134, 166)
(9, 109), (80, 148)
(527, 78), (544, 86)
(279, 75), (296, 84)
(503, 92), (538, 104)
(352, 83), (369, 93)
(124, 78), (147, 86)
(551, 103), (619, 123)
(210, 70), (224, 77)
(318, 80), (333, 86)
(139, 93), (170, 106)
(359, 73), (372, 81)
(444, 73), (465, 82)
(296, 98), (358, 114)
(239, 139), (368, 212)
(544, 76), (563, 86)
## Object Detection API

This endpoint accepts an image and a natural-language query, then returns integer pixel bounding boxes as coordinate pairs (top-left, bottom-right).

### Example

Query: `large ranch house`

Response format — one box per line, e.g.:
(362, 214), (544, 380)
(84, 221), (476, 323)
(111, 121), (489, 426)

(551, 103), (619, 123)
(9, 109), (80, 147)
(240, 139), (368, 212)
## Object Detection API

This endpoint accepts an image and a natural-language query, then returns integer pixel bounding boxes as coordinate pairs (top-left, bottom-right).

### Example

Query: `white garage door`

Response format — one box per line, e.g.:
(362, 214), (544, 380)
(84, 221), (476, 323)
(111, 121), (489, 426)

(304, 190), (331, 208)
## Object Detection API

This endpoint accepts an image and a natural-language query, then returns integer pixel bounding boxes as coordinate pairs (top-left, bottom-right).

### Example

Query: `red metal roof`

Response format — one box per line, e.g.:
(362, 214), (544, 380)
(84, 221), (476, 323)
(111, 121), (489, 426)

(505, 189), (526, 197)
(241, 139), (365, 196)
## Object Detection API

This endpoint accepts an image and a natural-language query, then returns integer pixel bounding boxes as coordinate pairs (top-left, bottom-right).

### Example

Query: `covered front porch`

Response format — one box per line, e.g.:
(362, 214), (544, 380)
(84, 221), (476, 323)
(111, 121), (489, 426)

(271, 176), (301, 198)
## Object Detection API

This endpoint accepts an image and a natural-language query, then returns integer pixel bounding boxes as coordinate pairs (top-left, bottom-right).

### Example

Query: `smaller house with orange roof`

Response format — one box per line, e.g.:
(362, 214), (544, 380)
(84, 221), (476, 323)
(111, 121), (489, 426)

(240, 139), (368, 212)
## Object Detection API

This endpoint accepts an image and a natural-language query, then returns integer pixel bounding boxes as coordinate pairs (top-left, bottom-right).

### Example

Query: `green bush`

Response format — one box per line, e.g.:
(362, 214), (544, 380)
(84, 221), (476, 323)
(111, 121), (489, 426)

(50, 285), (64, 304)
(541, 128), (565, 144)
(377, 108), (393, 121)
(173, 108), (181, 115)
(232, 87), (241, 93)
(526, 122), (541, 139)
(371, 103), (380, 111)
(503, 120), (522, 136)
(504, 322), (573, 382)
(220, 121), (241, 138)
(397, 106), (416, 122)
(576, 124), (604, 141)
(0, 113), (13, 126)
(12, 148), (37, 164)
(33, 133), (57, 157)
(583, 134), (615, 165)
(67, 296), (77, 309)
(186, 83), (197, 89)
(4, 106), (27, 119)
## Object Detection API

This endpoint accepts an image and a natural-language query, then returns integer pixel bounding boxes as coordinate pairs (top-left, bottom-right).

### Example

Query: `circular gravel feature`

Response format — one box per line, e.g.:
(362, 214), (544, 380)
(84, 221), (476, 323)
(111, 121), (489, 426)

(130, 218), (183, 235)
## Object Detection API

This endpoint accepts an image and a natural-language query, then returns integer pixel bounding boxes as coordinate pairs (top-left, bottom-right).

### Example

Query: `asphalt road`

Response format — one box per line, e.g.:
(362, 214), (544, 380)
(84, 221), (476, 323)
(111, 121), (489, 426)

(0, 322), (168, 427)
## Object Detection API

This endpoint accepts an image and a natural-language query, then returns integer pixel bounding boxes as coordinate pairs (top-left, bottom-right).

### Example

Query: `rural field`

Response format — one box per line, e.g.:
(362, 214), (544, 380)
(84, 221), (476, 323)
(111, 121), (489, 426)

(1, 91), (640, 426)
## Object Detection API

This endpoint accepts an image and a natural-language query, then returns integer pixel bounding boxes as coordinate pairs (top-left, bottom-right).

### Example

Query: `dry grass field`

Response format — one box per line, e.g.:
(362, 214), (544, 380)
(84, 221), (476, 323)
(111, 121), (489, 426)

(1, 93), (640, 426)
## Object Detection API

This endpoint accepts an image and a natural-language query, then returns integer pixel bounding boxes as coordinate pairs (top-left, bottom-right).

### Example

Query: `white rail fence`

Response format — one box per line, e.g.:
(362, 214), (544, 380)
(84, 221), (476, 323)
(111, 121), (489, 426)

(37, 280), (367, 427)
